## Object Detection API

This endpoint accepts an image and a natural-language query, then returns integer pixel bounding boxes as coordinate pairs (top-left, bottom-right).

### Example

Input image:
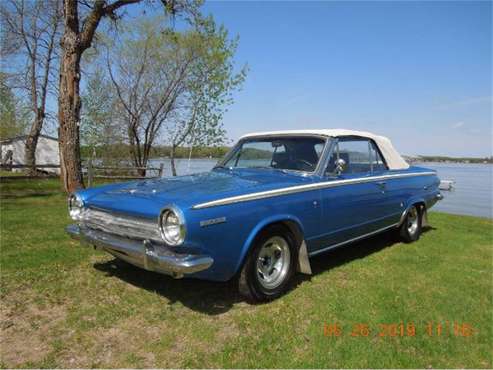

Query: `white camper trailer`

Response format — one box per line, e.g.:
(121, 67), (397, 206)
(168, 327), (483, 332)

(0, 135), (60, 174)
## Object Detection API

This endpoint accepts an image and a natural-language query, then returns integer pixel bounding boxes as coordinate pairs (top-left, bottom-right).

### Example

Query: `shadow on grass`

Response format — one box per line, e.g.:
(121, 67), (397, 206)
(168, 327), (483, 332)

(93, 226), (435, 315)
(307, 225), (434, 276)
(94, 258), (243, 315)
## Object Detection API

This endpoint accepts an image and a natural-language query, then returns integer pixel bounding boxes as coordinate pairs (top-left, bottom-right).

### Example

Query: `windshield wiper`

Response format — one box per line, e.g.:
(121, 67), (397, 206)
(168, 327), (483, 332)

(213, 164), (234, 170)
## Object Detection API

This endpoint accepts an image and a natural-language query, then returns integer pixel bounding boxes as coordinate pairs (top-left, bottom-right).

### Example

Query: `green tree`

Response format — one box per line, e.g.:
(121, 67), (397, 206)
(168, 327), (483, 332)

(80, 69), (124, 163)
(104, 15), (246, 176)
(104, 18), (196, 176)
(0, 73), (30, 141)
(166, 15), (247, 175)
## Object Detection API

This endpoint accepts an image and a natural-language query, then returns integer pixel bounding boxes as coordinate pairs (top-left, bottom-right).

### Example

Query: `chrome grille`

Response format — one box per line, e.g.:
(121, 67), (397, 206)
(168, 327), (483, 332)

(80, 208), (161, 242)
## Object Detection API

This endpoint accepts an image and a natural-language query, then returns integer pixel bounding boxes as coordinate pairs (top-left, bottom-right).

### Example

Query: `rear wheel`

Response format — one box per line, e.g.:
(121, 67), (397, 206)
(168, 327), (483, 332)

(238, 225), (298, 302)
(399, 205), (422, 243)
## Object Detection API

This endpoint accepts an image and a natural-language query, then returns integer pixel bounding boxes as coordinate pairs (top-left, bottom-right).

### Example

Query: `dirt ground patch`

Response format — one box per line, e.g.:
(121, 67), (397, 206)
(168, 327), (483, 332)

(53, 313), (241, 368)
(0, 296), (66, 367)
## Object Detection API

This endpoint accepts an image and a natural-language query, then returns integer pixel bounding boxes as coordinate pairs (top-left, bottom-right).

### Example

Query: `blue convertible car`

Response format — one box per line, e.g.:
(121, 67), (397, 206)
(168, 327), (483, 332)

(67, 129), (442, 301)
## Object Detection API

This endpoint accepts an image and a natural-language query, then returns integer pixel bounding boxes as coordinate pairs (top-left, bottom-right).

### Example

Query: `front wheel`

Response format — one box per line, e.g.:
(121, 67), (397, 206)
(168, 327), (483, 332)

(238, 225), (298, 302)
(399, 205), (422, 243)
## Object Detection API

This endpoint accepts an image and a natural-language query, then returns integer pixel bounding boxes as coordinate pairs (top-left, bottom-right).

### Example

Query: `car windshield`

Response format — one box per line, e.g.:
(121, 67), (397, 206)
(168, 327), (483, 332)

(220, 136), (327, 172)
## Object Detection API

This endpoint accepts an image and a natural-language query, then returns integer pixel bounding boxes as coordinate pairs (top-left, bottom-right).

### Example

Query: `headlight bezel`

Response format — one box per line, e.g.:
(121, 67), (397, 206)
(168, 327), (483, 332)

(159, 206), (186, 246)
(68, 193), (84, 220)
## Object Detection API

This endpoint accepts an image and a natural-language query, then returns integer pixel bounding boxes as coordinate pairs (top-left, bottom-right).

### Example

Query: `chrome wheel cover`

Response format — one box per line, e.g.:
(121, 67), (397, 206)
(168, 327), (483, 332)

(407, 207), (419, 235)
(256, 236), (291, 289)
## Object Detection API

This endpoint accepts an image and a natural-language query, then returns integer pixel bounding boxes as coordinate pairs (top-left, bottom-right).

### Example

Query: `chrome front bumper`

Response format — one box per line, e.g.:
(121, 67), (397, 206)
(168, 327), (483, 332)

(66, 224), (213, 278)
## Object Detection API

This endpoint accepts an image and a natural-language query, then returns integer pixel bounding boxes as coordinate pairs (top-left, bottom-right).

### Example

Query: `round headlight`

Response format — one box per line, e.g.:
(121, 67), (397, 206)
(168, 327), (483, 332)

(159, 207), (186, 246)
(68, 193), (84, 220)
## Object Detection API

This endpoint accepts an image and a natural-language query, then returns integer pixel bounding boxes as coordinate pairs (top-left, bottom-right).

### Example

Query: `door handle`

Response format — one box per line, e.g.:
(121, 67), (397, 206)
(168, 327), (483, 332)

(376, 181), (386, 187)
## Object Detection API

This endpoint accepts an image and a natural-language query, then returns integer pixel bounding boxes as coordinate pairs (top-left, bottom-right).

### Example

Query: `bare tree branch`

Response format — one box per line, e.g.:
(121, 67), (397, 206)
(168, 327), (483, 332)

(79, 0), (141, 50)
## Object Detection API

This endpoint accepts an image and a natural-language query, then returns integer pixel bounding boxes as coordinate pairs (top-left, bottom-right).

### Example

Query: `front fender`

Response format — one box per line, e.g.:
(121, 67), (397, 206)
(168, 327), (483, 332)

(234, 213), (306, 275)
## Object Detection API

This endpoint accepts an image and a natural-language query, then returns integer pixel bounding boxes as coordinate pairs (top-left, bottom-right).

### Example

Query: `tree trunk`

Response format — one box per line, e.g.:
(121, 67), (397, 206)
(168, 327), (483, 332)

(138, 150), (146, 177)
(137, 168), (146, 177)
(170, 146), (177, 176)
(25, 111), (44, 176)
(58, 26), (84, 192)
(56, 0), (172, 191)
(129, 133), (146, 177)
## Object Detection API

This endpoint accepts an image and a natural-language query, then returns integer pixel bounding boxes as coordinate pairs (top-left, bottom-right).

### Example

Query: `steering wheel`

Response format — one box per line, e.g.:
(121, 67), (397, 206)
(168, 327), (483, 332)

(293, 159), (314, 171)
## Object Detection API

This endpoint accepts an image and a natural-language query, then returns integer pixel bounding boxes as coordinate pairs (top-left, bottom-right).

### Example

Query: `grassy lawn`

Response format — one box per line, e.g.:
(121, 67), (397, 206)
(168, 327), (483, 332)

(0, 171), (26, 177)
(1, 178), (492, 368)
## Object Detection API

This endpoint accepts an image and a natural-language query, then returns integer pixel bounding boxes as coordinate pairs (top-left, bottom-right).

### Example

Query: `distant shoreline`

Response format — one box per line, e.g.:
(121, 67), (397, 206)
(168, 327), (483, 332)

(404, 156), (492, 165)
(414, 161), (492, 165)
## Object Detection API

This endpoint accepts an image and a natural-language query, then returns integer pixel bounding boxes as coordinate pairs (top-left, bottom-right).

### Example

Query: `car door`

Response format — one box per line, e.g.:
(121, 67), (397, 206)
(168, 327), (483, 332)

(311, 137), (390, 253)
(368, 140), (404, 225)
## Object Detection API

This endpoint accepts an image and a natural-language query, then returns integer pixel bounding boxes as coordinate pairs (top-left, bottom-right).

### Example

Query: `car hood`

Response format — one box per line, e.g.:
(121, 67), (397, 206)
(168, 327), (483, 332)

(79, 168), (315, 218)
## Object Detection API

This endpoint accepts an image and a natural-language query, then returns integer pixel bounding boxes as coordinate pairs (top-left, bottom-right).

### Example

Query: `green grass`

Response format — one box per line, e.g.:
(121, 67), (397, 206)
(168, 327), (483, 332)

(1, 178), (492, 368)
(0, 170), (28, 177)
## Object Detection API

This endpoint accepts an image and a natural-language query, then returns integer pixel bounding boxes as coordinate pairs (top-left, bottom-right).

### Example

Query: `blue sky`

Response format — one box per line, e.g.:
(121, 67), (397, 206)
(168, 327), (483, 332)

(199, 1), (492, 157)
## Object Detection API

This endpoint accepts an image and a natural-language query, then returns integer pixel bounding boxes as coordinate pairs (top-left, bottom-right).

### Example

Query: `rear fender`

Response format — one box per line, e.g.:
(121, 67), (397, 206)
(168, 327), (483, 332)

(399, 196), (427, 227)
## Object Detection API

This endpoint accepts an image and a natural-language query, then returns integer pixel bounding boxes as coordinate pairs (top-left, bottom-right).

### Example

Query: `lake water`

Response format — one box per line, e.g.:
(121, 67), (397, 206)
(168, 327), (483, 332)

(419, 162), (492, 219)
(149, 158), (492, 219)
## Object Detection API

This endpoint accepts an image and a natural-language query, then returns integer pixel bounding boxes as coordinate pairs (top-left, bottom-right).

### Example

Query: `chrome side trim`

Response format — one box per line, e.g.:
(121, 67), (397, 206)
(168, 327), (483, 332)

(308, 223), (399, 257)
(192, 172), (436, 210)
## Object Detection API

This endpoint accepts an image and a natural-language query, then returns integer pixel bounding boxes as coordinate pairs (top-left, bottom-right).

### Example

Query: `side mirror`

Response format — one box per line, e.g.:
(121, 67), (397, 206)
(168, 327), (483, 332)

(334, 158), (346, 175)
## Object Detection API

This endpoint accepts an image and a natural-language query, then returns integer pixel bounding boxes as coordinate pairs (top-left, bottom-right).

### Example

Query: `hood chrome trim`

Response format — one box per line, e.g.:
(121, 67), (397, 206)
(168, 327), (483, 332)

(191, 171), (436, 210)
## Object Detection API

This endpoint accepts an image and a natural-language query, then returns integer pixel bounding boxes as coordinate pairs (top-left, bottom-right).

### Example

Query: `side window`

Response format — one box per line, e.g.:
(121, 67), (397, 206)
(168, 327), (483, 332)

(338, 140), (372, 173)
(326, 138), (387, 174)
(314, 143), (324, 157)
(369, 141), (387, 172)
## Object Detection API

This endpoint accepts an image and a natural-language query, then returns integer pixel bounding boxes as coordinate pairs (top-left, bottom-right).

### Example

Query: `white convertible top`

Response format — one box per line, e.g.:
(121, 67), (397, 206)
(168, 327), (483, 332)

(240, 129), (410, 170)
